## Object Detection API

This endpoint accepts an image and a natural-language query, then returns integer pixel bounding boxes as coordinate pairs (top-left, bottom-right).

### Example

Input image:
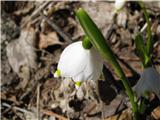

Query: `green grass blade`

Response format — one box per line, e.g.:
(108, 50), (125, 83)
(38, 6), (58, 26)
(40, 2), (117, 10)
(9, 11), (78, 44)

(135, 33), (148, 64)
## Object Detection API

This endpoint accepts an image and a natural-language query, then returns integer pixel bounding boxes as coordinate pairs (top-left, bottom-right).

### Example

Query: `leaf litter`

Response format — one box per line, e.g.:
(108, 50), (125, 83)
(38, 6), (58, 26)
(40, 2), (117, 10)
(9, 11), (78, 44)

(6, 25), (37, 88)
(1, 1), (160, 120)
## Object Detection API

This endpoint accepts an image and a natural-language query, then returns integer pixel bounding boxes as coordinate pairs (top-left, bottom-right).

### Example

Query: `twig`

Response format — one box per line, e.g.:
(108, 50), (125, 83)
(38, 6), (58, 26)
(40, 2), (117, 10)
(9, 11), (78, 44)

(2, 101), (70, 120)
(41, 109), (68, 120)
(105, 23), (116, 41)
(140, 22), (147, 33)
(12, 108), (25, 120)
(2, 102), (32, 115)
(2, 102), (17, 115)
(20, 80), (39, 101)
(37, 83), (41, 120)
(21, 1), (51, 28)
(39, 12), (73, 44)
(119, 56), (140, 61)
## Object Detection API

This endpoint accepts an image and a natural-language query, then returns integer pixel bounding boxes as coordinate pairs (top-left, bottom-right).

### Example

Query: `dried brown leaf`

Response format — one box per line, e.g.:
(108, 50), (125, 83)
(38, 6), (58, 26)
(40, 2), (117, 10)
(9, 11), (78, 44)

(39, 32), (63, 49)
(6, 26), (37, 88)
(105, 108), (132, 120)
(152, 106), (160, 120)
(13, 4), (35, 16)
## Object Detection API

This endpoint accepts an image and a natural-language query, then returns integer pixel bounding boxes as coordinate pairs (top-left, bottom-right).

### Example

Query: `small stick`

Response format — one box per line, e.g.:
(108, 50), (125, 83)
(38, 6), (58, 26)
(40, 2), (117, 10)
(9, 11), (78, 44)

(37, 83), (41, 120)
(140, 22), (148, 33)
(39, 12), (73, 44)
(2, 102), (17, 115)
(20, 80), (39, 101)
(21, 1), (51, 28)
(105, 23), (116, 41)
(41, 109), (68, 120)
(2, 102), (32, 114)
(119, 56), (140, 61)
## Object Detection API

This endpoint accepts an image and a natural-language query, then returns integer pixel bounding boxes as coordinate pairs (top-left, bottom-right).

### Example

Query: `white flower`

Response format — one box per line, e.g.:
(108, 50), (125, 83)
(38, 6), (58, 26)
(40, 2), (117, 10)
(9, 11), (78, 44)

(134, 67), (160, 99)
(114, 0), (126, 13)
(54, 41), (103, 87)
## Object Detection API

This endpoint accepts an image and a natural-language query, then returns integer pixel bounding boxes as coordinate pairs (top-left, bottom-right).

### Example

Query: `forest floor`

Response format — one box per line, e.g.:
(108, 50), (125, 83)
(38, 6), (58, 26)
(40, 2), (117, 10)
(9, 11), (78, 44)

(1, 1), (160, 120)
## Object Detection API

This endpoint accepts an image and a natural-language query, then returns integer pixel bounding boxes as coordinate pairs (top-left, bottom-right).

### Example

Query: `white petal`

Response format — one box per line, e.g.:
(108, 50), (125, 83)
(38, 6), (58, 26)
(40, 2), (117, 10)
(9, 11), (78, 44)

(57, 41), (103, 83)
(84, 47), (103, 80)
(58, 41), (88, 78)
(134, 67), (160, 99)
(72, 47), (103, 82)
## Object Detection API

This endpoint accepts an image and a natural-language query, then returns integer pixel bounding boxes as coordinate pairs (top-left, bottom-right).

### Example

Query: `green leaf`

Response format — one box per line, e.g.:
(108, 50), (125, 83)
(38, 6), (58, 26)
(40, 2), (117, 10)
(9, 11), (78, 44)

(76, 8), (124, 79)
(138, 97), (147, 114)
(76, 8), (138, 114)
(135, 33), (147, 62)
(135, 33), (151, 67)
(138, 1), (152, 57)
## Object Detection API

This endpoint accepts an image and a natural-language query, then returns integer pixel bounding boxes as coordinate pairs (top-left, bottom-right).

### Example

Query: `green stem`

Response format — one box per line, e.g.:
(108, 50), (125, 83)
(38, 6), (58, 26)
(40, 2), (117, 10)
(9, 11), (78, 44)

(82, 36), (92, 49)
(138, 1), (152, 56)
(138, 1), (153, 68)
(139, 97), (147, 114)
(76, 8), (138, 117)
(137, 2), (153, 116)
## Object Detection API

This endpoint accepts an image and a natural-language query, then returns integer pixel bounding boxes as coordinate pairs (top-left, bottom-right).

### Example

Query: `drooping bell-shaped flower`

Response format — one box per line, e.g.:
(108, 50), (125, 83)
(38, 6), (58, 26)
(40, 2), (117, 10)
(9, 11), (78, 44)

(54, 41), (103, 88)
(134, 67), (160, 99)
(114, 0), (126, 13)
